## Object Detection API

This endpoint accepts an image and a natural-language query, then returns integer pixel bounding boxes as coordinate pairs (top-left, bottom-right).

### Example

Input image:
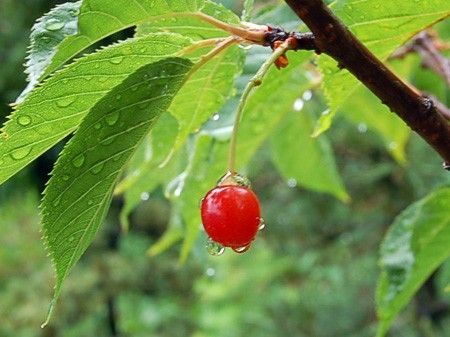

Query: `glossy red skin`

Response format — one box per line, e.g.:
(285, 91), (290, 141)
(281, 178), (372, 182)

(201, 185), (261, 248)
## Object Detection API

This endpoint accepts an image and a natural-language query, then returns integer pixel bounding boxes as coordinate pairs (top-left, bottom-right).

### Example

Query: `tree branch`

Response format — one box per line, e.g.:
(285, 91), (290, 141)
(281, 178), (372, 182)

(284, 0), (450, 168)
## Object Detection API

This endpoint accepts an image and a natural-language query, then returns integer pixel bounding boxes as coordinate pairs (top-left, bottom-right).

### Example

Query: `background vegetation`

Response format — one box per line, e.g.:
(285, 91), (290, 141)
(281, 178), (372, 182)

(1, 1), (449, 336)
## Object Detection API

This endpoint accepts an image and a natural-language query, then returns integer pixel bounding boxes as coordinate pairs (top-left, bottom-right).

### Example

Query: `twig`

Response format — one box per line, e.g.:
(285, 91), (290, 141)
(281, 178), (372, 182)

(391, 31), (450, 87)
(283, 0), (450, 167)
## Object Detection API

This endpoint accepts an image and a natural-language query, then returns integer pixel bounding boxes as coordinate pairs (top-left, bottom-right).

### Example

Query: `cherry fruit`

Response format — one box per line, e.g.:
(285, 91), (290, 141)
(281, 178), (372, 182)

(201, 181), (261, 254)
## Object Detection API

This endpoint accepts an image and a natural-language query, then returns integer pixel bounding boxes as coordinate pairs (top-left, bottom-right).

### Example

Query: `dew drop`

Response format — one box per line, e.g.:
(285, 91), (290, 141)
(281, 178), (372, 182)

(141, 192), (150, 201)
(293, 98), (304, 112)
(56, 96), (76, 108)
(357, 123), (368, 133)
(17, 115), (32, 126)
(232, 244), (251, 254)
(302, 90), (313, 101)
(206, 267), (216, 277)
(287, 178), (297, 188)
(105, 111), (120, 126)
(69, 8), (80, 17)
(258, 218), (266, 231)
(206, 238), (225, 256)
(109, 56), (124, 65)
(72, 154), (85, 168)
(90, 162), (104, 175)
(212, 113), (220, 121)
(10, 146), (32, 160)
(45, 18), (65, 31)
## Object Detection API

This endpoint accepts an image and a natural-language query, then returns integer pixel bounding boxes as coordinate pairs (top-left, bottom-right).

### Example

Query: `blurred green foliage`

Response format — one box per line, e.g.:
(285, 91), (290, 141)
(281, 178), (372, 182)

(1, 1), (450, 337)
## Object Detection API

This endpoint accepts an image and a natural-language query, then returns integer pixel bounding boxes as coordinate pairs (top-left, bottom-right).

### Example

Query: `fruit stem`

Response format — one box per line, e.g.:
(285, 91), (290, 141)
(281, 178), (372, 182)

(227, 41), (291, 173)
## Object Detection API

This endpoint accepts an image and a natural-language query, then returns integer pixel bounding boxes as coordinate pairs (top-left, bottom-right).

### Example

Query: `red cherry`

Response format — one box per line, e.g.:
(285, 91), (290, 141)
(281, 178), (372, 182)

(201, 185), (261, 249)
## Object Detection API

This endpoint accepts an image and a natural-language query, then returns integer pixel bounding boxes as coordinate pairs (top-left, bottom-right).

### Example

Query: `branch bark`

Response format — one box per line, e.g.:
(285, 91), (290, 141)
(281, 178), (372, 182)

(284, 0), (450, 167)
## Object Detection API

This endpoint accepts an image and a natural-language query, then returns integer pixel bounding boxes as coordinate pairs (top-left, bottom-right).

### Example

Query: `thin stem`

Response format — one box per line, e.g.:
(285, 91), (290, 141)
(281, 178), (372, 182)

(228, 43), (291, 173)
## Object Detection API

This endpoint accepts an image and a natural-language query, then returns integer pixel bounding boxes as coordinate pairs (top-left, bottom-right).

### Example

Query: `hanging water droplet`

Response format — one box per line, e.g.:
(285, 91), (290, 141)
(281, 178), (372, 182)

(232, 244), (251, 254)
(17, 115), (32, 126)
(105, 111), (120, 126)
(206, 238), (225, 256)
(90, 162), (104, 175)
(109, 56), (124, 65)
(212, 113), (220, 121)
(10, 146), (32, 160)
(72, 154), (85, 168)
(258, 218), (266, 231)
(56, 96), (76, 108)
(45, 18), (65, 31)
(141, 192), (150, 201)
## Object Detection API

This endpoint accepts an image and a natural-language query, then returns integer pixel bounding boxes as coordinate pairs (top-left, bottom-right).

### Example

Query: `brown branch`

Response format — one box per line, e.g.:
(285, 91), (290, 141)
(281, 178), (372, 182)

(284, 0), (450, 168)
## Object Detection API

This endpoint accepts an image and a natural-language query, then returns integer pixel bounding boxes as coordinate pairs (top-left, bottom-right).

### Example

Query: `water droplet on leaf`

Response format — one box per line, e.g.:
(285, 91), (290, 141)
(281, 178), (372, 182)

(72, 154), (85, 168)
(45, 18), (65, 31)
(141, 192), (150, 201)
(17, 115), (32, 126)
(109, 56), (124, 65)
(105, 111), (120, 126)
(11, 146), (32, 160)
(90, 162), (104, 175)
(56, 96), (76, 108)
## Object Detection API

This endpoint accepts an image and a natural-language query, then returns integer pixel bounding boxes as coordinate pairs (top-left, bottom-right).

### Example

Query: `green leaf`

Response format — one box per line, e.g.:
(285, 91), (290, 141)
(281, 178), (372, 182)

(376, 187), (450, 337)
(136, 1), (244, 154)
(117, 113), (182, 231)
(40, 57), (192, 326)
(0, 33), (192, 186)
(242, 0), (255, 21)
(17, 1), (81, 102)
(315, 0), (450, 136)
(136, 1), (240, 40)
(271, 108), (349, 202)
(42, 0), (238, 78)
(170, 45), (244, 153)
(340, 86), (410, 164)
